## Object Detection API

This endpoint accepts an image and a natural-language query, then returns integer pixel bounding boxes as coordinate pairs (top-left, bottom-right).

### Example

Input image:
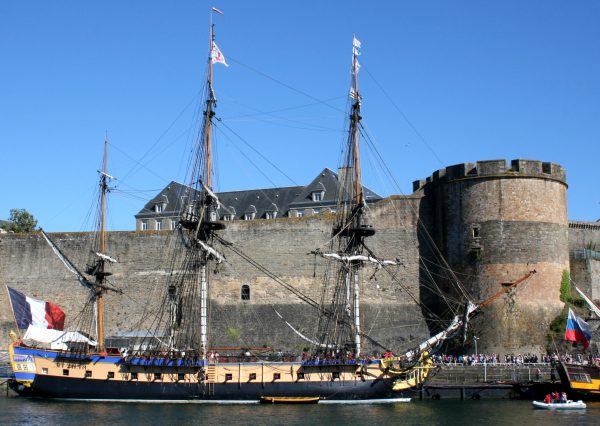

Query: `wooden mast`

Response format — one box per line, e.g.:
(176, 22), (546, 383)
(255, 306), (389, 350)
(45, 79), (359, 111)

(205, 16), (215, 189)
(97, 137), (108, 352)
(199, 13), (217, 357)
(351, 33), (363, 209)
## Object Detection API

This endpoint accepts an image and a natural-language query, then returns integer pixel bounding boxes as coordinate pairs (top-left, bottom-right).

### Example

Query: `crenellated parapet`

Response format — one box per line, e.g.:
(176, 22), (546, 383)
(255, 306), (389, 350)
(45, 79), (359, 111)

(413, 159), (566, 192)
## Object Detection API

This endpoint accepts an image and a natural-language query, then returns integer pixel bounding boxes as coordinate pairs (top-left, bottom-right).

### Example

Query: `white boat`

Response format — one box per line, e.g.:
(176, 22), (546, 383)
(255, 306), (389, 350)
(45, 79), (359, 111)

(532, 400), (587, 410)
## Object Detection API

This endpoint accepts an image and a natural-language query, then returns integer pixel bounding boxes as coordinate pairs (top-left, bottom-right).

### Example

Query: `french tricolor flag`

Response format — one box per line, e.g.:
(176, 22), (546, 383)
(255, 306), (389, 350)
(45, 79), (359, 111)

(565, 308), (592, 349)
(7, 287), (65, 330)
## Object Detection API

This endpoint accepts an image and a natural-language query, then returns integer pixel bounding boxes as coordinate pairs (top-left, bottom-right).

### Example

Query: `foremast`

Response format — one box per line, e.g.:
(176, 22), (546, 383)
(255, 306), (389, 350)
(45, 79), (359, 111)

(315, 35), (375, 358)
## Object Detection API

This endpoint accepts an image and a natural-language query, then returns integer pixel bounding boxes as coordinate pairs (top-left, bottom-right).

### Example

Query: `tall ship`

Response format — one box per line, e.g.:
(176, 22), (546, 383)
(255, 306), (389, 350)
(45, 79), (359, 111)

(7, 13), (522, 402)
(557, 288), (600, 401)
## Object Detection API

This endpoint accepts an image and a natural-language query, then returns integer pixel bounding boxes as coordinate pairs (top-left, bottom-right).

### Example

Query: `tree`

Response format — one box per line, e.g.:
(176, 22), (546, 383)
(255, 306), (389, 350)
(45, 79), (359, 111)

(4, 209), (38, 233)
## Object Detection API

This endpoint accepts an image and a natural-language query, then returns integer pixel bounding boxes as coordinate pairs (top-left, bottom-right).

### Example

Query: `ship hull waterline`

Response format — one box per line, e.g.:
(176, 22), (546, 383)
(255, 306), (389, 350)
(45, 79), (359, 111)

(9, 345), (426, 401)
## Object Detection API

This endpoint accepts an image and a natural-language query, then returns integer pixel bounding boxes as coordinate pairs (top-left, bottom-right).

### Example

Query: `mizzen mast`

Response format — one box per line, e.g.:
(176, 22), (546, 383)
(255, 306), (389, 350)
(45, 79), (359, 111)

(89, 138), (116, 352)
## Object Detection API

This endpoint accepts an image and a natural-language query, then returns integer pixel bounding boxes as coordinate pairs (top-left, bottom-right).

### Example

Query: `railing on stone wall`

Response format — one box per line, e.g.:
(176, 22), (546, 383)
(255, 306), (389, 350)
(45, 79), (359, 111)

(0, 351), (12, 379)
(572, 249), (600, 260)
(429, 363), (553, 384)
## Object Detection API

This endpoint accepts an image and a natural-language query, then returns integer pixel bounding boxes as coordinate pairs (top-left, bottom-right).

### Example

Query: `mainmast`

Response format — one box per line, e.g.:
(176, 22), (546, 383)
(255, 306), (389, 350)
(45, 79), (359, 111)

(173, 10), (225, 359)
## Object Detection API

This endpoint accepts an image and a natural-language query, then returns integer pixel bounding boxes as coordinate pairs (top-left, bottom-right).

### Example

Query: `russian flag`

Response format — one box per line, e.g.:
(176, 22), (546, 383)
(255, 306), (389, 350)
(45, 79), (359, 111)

(7, 287), (65, 331)
(565, 308), (592, 349)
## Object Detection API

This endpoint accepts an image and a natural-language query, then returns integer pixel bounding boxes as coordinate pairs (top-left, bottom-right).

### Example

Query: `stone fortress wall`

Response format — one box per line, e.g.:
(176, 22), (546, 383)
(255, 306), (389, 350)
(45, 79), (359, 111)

(414, 159), (571, 354)
(1, 159), (598, 355)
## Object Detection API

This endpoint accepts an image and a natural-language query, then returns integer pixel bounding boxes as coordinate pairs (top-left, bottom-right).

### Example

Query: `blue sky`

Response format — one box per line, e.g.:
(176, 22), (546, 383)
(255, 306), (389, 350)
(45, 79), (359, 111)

(1, 1), (599, 231)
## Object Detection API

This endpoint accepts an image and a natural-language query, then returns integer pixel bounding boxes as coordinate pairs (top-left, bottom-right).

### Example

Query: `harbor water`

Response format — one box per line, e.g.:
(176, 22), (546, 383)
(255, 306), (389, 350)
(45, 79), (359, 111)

(1, 395), (599, 425)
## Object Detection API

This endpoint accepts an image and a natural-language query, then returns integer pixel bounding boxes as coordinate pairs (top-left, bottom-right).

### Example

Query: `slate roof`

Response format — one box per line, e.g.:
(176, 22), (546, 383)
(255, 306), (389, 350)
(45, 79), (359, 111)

(135, 168), (382, 223)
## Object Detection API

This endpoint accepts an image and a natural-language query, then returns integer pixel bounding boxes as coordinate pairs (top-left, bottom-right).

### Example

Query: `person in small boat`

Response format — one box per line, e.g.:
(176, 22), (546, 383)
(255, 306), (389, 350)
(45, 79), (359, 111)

(544, 394), (551, 404)
(560, 392), (568, 403)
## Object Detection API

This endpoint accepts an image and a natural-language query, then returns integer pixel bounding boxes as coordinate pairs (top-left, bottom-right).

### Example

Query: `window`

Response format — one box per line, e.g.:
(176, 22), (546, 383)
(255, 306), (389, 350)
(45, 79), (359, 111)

(107, 372), (115, 379)
(225, 373), (233, 381)
(297, 372), (305, 380)
(154, 373), (162, 381)
(42, 368), (48, 374)
(178, 373), (185, 381)
(131, 372), (138, 380)
(472, 227), (480, 238)
(210, 211), (217, 221)
(141, 220), (148, 231)
(313, 208), (320, 214)
(155, 204), (164, 213)
(266, 211), (277, 219)
(296, 211), (304, 218)
(85, 370), (92, 378)
(63, 369), (69, 376)
(170, 220), (177, 230)
(312, 191), (323, 202)
(332, 372), (340, 380)
(156, 220), (163, 230)
(223, 214), (234, 221)
(241, 285), (250, 301)
(244, 213), (255, 221)
(273, 373), (281, 380)
(249, 373), (256, 381)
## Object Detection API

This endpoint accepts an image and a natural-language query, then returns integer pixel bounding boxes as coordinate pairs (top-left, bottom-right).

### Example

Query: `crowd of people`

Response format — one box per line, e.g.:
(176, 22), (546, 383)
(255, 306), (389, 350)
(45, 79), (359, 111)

(431, 353), (548, 365)
(431, 352), (600, 366)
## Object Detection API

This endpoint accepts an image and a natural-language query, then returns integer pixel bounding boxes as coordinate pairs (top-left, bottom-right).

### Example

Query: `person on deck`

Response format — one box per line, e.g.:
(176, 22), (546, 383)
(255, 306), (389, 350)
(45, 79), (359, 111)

(544, 394), (551, 404)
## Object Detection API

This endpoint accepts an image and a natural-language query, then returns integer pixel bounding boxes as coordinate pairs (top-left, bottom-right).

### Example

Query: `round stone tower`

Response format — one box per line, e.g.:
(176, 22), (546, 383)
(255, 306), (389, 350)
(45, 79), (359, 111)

(414, 159), (568, 354)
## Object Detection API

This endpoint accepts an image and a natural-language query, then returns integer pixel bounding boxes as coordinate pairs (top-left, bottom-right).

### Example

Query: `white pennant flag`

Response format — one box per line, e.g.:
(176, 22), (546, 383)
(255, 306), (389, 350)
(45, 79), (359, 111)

(211, 42), (228, 67)
(352, 36), (361, 56)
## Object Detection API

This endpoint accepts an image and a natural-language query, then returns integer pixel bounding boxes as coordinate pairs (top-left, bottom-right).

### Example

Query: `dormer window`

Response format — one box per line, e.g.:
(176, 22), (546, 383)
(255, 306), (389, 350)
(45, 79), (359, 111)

(223, 214), (234, 221)
(244, 205), (257, 221)
(266, 211), (277, 219)
(155, 203), (164, 213)
(311, 191), (324, 202)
